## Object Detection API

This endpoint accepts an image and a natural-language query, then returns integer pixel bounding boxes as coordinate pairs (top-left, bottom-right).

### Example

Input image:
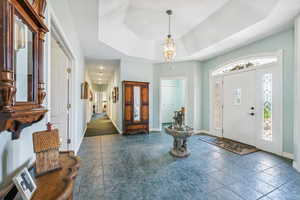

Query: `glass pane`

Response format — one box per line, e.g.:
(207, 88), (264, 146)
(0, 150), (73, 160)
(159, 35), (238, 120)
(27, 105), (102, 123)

(213, 82), (222, 129)
(212, 57), (278, 76)
(262, 73), (272, 141)
(133, 86), (141, 121)
(14, 15), (34, 102)
(233, 88), (242, 105)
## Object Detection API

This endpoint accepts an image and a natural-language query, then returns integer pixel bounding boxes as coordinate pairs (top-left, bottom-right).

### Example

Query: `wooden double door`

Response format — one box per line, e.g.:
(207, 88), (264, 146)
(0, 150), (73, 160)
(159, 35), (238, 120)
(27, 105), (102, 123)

(123, 81), (149, 134)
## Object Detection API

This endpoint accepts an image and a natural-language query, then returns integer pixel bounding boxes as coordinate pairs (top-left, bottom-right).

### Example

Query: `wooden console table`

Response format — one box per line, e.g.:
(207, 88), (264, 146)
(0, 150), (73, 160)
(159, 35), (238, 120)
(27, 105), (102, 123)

(0, 151), (80, 200)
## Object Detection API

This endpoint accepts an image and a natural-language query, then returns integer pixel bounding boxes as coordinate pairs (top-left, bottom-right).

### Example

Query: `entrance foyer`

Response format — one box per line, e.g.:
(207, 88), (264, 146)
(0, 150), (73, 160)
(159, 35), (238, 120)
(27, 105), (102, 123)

(1, 1), (300, 200)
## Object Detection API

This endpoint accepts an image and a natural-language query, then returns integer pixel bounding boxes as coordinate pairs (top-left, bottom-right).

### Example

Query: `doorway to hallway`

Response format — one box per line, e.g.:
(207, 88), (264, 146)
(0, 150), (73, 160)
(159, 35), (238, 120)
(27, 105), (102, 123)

(159, 79), (186, 128)
(94, 91), (108, 114)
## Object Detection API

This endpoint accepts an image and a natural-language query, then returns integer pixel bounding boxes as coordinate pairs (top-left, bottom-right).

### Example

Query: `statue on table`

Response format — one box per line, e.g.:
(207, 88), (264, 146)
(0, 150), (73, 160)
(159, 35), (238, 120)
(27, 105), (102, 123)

(172, 107), (185, 130)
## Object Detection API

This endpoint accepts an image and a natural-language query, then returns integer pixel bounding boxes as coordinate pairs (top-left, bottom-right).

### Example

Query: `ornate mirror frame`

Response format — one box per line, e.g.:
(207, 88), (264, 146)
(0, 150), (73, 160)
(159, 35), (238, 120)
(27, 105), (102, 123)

(0, 0), (48, 139)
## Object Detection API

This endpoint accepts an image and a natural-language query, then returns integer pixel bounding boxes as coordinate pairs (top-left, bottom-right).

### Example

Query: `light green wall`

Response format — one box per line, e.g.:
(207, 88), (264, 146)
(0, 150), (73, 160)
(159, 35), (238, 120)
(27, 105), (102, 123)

(201, 29), (295, 153)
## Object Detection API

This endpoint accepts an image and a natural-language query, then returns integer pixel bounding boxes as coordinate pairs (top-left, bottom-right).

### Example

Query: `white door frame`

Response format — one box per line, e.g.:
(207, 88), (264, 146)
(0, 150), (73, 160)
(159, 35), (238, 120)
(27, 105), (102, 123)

(209, 50), (283, 155)
(47, 12), (76, 151)
(159, 76), (188, 131)
(294, 15), (300, 171)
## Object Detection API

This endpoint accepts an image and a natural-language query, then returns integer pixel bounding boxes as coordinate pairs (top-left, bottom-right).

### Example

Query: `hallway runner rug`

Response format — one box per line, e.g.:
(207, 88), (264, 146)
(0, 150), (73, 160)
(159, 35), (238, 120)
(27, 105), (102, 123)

(198, 134), (258, 155)
(85, 114), (118, 137)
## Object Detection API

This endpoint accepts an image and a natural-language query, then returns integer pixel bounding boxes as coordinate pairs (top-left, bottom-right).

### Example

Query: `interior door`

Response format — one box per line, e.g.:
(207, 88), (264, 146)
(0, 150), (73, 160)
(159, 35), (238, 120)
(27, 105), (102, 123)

(223, 70), (256, 146)
(51, 37), (70, 151)
(161, 85), (177, 123)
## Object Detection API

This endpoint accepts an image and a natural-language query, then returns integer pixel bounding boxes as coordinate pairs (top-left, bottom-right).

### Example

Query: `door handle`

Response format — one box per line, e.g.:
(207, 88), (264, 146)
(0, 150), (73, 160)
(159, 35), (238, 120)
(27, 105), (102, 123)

(249, 112), (255, 116)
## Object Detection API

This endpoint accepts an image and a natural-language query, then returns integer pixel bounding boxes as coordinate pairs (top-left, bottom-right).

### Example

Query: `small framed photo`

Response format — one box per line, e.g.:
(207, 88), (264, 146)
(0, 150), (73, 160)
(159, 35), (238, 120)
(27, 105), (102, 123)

(13, 168), (37, 200)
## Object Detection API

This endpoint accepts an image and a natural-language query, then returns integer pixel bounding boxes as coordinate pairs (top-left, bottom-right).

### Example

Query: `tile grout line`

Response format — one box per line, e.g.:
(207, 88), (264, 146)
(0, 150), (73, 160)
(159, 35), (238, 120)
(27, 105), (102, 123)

(100, 136), (106, 200)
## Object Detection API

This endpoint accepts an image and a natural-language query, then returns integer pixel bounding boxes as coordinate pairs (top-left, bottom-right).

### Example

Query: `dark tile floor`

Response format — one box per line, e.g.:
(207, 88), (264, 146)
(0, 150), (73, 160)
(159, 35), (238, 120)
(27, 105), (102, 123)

(74, 132), (300, 200)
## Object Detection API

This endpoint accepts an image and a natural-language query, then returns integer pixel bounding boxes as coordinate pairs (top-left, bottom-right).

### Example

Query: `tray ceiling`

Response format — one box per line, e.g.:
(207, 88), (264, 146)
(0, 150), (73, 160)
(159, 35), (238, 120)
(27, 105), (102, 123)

(69, 0), (300, 62)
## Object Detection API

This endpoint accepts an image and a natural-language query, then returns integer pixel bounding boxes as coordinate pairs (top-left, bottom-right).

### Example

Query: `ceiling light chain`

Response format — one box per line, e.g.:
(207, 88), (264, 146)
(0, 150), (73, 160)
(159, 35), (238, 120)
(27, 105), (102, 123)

(168, 11), (171, 36)
(164, 10), (176, 62)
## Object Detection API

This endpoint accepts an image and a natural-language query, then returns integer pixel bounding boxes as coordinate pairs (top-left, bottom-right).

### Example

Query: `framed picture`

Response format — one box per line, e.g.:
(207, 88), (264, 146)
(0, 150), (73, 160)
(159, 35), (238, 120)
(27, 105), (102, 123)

(89, 90), (93, 101)
(81, 82), (89, 99)
(13, 168), (37, 200)
(115, 87), (119, 101)
(112, 89), (116, 103)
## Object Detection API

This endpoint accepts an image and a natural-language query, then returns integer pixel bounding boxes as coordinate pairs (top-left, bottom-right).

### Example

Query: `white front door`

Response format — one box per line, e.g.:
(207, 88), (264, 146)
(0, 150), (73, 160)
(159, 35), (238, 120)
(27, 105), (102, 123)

(223, 70), (257, 146)
(221, 65), (282, 154)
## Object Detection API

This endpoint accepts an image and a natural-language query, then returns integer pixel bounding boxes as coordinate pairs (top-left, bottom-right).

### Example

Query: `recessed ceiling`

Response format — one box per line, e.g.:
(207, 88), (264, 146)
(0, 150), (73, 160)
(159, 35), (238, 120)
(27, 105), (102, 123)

(69, 0), (300, 62)
(122, 0), (230, 41)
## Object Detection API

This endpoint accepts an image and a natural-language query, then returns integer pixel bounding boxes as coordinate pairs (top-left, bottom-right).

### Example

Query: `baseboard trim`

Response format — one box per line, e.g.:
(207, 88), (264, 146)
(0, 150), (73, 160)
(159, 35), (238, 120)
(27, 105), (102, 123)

(75, 126), (87, 155)
(110, 119), (123, 134)
(193, 130), (210, 135)
(282, 152), (294, 160)
(293, 161), (300, 172)
(150, 128), (161, 132)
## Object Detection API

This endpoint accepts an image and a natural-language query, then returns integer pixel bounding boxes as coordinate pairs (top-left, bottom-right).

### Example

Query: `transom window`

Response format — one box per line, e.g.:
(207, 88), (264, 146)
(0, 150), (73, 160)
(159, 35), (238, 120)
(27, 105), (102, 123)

(212, 57), (277, 76)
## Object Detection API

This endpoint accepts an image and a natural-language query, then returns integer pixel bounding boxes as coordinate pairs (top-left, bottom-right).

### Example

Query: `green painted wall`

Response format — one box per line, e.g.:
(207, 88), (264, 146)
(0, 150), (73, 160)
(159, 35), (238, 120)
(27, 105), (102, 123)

(201, 29), (295, 153)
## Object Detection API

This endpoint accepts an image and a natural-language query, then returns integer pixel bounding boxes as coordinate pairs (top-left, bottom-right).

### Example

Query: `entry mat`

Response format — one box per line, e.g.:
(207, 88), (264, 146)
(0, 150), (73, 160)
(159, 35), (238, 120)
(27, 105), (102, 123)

(198, 134), (259, 155)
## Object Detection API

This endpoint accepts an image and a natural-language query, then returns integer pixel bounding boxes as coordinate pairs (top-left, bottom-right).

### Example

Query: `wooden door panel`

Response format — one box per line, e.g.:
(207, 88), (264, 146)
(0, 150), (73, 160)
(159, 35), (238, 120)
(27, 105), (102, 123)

(124, 105), (133, 121)
(141, 105), (149, 121)
(124, 86), (133, 104)
(141, 87), (149, 104)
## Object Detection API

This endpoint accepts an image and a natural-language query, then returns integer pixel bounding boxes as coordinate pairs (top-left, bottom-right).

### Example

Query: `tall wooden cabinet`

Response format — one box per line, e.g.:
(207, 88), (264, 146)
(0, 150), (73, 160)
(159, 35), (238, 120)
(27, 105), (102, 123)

(123, 81), (149, 134)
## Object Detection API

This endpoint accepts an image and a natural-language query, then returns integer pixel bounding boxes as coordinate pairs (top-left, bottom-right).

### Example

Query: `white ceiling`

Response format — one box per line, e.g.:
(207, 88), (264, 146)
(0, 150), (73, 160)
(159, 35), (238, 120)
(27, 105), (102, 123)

(122, 0), (230, 40)
(86, 60), (119, 84)
(69, 0), (300, 62)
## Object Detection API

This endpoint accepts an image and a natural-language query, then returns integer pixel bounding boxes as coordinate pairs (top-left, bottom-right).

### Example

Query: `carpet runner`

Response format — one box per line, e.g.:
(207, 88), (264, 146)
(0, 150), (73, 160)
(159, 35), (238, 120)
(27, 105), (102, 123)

(198, 134), (258, 155)
(85, 114), (118, 137)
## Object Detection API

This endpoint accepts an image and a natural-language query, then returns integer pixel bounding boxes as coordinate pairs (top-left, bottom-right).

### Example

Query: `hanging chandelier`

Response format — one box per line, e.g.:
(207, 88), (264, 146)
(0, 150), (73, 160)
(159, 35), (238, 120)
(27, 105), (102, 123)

(163, 10), (176, 62)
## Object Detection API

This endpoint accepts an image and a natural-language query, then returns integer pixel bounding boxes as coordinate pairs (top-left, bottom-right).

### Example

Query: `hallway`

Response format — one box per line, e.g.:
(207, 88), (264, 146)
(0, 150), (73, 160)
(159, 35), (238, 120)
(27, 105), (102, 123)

(85, 114), (118, 137)
(74, 132), (300, 200)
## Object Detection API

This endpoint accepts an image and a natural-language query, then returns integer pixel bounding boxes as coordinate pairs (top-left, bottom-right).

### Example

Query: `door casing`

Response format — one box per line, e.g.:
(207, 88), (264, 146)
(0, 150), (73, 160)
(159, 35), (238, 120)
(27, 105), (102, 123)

(209, 51), (283, 155)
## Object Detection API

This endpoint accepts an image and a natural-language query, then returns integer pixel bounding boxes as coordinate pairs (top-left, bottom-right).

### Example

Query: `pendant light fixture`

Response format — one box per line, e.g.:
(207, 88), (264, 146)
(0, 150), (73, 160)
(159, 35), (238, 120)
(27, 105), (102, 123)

(163, 10), (176, 62)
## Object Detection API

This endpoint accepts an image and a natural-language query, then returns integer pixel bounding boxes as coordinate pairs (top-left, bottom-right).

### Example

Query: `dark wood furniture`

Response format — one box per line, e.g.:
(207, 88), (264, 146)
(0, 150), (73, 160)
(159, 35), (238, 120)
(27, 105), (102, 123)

(0, 0), (48, 139)
(123, 81), (149, 134)
(0, 151), (80, 200)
